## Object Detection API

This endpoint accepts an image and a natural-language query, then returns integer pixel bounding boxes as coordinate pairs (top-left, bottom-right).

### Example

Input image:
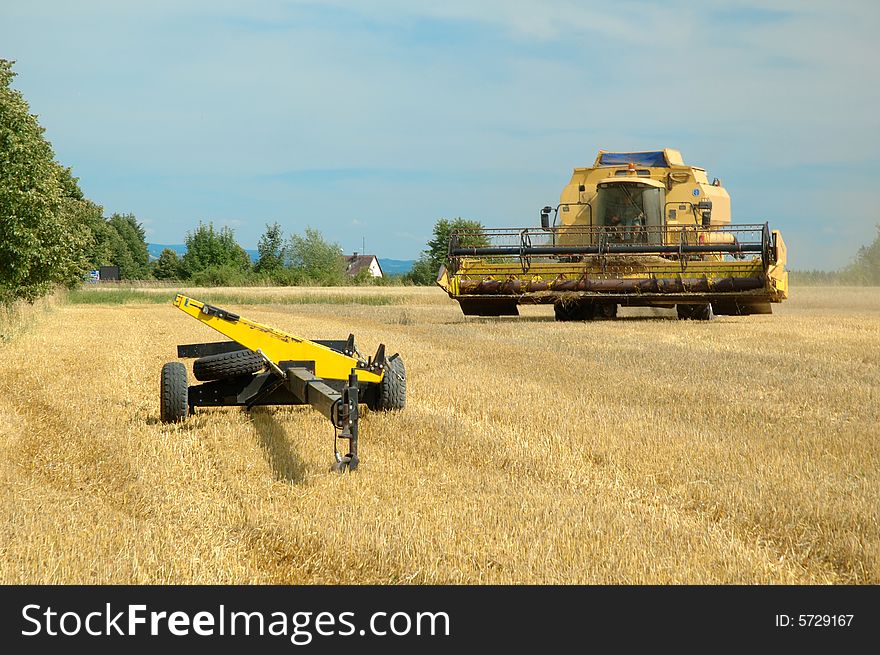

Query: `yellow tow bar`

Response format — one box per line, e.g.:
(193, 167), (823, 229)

(159, 295), (405, 472)
(172, 294), (383, 383)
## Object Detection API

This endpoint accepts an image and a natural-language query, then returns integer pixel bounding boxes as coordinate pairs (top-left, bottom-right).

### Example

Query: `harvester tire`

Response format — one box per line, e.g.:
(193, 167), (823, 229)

(370, 355), (406, 411)
(554, 301), (595, 322)
(160, 362), (189, 423)
(192, 349), (265, 381)
(676, 303), (714, 321)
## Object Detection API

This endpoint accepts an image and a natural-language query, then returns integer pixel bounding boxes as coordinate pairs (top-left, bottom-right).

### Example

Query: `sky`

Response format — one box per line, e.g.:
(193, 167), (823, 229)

(1, 0), (878, 267)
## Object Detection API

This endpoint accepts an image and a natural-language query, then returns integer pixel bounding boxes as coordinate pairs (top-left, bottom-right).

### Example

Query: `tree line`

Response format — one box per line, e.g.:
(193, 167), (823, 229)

(155, 222), (378, 287)
(154, 218), (489, 286)
(791, 226), (880, 286)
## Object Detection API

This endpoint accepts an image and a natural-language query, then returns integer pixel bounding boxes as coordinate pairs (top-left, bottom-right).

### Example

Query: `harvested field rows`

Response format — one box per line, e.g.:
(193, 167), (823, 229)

(0, 286), (877, 583)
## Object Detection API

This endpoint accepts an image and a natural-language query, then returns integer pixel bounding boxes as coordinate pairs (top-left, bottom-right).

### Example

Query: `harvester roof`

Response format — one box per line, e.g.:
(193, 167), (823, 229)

(594, 149), (685, 168)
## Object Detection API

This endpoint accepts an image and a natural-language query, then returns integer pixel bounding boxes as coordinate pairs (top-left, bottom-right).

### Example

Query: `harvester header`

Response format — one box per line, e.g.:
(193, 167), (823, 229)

(437, 149), (787, 320)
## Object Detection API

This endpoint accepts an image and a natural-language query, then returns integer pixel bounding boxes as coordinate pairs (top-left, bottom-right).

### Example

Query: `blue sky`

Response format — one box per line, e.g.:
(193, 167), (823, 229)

(2, 0), (878, 267)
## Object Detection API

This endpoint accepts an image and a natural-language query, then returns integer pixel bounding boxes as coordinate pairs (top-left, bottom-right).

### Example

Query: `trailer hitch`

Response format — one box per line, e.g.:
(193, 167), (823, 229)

(331, 370), (360, 473)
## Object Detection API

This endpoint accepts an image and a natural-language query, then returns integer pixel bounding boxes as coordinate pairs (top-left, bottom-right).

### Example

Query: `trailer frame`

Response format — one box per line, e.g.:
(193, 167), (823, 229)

(160, 295), (405, 472)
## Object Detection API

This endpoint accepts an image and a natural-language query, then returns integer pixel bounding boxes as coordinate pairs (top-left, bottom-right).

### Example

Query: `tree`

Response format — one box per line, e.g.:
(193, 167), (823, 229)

(426, 218), (487, 267)
(107, 213), (150, 279)
(286, 227), (344, 285)
(0, 59), (90, 302)
(181, 222), (252, 279)
(78, 203), (112, 269)
(407, 217), (488, 285)
(848, 224), (880, 285)
(255, 222), (287, 275)
(77, 208), (152, 279)
(152, 248), (183, 280)
(406, 258), (439, 286)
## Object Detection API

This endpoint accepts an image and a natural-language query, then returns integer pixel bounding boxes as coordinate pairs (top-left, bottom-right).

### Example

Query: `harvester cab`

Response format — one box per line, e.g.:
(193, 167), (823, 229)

(159, 295), (406, 472)
(437, 149), (787, 320)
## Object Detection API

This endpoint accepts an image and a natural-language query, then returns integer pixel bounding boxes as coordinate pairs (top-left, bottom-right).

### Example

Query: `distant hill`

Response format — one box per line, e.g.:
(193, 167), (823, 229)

(378, 259), (415, 275)
(147, 244), (185, 259)
(148, 244), (414, 274)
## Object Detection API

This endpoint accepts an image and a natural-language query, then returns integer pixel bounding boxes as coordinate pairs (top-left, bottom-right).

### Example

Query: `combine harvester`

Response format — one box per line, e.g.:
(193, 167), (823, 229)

(437, 149), (788, 320)
(159, 295), (405, 472)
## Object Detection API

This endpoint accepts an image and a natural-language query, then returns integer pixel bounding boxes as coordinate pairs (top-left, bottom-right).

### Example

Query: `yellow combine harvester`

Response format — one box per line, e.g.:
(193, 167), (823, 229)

(160, 295), (405, 472)
(437, 149), (788, 320)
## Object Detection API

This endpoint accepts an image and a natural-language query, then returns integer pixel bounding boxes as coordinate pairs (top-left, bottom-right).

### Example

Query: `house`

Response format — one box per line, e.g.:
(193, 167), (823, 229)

(341, 253), (383, 278)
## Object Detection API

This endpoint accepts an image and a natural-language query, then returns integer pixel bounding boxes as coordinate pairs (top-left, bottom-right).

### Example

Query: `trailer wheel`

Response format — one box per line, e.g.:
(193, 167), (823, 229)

(192, 349), (265, 381)
(160, 362), (189, 423)
(676, 303), (714, 321)
(554, 301), (595, 322)
(371, 355), (406, 411)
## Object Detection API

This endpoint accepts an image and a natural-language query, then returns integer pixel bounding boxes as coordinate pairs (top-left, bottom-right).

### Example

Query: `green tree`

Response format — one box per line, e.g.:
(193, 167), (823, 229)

(56, 165), (84, 200)
(107, 213), (150, 279)
(188, 264), (251, 287)
(78, 204), (112, 269)
(255, 222), (287, 276)
(53, 167), (113, 272)
(286, 227), (344, 285)
(54, 164), (154, 280)
(151, 248), (183, 280)
(848, 224), (880, 285)
(76, 207), (152, 279)
(407, 217), (488, 285)
(0, 59), (91, 301)
(181, 222), (252, 279)
(406, 258), (439, 286)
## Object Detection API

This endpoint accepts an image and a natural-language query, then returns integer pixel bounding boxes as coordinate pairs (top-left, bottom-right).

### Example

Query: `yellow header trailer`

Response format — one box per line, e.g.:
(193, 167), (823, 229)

(437, 150), (788, 320)
(160, 295), (405, 472)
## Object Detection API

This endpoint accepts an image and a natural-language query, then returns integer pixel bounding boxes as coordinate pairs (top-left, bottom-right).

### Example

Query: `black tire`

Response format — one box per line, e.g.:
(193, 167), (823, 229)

(554, 301), (595, 322)
(676, 303), (714, 321)
(370, 355), (406, 411)
(160, 362), (189, 423)
(192, 349), (265, 381)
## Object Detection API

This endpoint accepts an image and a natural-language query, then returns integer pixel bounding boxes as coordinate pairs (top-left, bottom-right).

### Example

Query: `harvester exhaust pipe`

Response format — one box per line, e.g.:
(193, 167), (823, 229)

(697, 199), (712, 226)
(540, 206), (553, 230)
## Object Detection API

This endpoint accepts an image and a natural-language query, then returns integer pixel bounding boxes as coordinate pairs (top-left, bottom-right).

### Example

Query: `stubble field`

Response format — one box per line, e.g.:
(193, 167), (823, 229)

(0, 285), (877, 584)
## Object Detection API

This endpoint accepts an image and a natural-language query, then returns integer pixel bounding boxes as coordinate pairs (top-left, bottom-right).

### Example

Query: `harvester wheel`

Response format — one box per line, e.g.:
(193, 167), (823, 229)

(160, 362), (189, 423)
(676, 303), (714, 321)
(554, 301), (595, 322)
(192, 349), (265, 381)
(370, 355), (406, 411)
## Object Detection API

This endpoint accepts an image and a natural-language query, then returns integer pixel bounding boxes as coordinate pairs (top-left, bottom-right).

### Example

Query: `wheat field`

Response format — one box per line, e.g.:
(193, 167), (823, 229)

(0, 286), (877, 584)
